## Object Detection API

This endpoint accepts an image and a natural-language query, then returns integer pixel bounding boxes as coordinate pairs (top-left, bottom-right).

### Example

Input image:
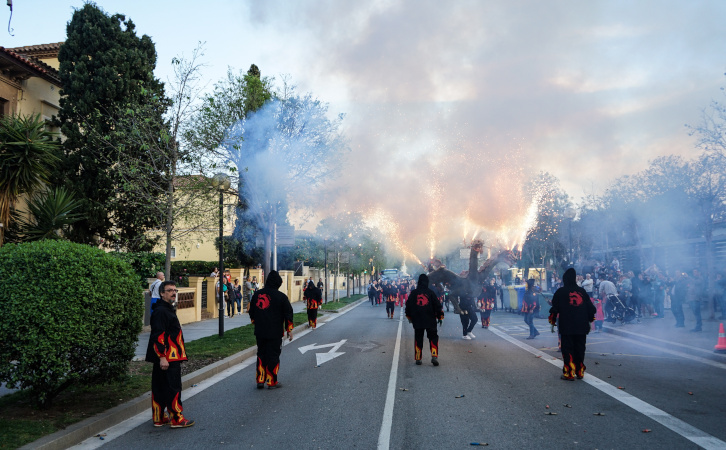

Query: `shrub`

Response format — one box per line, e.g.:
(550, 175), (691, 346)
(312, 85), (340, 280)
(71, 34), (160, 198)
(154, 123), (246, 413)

(0, 240), (143, 407)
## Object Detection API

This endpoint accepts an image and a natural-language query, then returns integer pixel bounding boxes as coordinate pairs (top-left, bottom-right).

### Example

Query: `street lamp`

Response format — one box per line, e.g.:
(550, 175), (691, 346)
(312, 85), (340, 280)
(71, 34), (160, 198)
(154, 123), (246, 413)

(564, 207), (576, 267)
(212, 172), (231, 338)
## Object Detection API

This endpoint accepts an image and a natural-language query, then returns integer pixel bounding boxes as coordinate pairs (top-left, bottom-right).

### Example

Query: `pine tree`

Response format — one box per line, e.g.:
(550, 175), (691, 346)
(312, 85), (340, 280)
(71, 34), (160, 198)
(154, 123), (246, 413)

(54, 3), (165, 250)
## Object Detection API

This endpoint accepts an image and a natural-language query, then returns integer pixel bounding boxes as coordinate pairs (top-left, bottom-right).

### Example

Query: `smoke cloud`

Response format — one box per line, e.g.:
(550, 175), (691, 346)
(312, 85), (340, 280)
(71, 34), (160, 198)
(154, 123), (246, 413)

(242, 1), (726, 262)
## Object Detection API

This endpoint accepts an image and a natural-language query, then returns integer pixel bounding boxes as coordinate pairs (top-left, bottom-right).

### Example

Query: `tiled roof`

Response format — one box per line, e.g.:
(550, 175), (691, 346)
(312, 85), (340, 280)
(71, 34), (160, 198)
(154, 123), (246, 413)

(0, 46), (61, 86)
(6, 42), (63, 58)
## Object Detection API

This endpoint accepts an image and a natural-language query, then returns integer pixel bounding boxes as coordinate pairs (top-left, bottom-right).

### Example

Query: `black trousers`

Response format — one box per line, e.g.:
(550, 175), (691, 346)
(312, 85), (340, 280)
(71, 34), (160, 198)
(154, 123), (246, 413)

(386, 301), (395, 315)
(256, 336), (283, 386)
(151, 361), (184, 422)
(414, 327), (439, 360)
(560, 334), (587, 378)
(459, 305), (477, 335)
(307, 307), (318, 328)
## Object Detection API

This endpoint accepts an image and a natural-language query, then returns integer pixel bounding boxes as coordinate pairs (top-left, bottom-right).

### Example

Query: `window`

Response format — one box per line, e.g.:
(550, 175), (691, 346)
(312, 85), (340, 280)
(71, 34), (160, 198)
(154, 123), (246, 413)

(171, 247), (176, 258)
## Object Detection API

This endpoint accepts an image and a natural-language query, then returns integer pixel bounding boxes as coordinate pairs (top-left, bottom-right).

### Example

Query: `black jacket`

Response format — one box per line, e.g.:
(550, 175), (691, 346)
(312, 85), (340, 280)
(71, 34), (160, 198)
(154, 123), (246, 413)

(249, 271), (294, 339)
(406, 274), (444, 329)
(146, 300), (187, 363)
(549, 268), (596, 335)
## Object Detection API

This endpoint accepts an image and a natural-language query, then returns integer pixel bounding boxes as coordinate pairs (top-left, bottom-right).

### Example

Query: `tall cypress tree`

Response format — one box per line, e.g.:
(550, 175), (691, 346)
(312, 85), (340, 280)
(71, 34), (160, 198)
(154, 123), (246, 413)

(54, 3), (165, 249)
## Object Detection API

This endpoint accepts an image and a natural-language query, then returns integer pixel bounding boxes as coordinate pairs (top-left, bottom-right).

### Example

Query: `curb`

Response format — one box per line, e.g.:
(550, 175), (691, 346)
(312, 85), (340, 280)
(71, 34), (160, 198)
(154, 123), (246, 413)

(22, 299), (364, 450)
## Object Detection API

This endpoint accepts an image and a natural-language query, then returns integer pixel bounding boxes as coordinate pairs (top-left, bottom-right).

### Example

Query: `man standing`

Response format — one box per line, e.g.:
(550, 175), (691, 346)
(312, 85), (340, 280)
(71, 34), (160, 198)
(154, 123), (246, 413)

(406, 274), (444, 366)
(145, 280), (194, 428)
(689, 269), (704, 332)
(244, 276), (254, 309)
(522, 279), (539, 339)
(549, 268), (596, 381)
(248, 270), (294, 389)
(149, 272), (165, 317)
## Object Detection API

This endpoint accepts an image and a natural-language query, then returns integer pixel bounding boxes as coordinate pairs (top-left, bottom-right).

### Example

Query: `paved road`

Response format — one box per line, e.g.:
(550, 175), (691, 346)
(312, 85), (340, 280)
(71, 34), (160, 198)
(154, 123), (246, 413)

(73, 303), (726, 449)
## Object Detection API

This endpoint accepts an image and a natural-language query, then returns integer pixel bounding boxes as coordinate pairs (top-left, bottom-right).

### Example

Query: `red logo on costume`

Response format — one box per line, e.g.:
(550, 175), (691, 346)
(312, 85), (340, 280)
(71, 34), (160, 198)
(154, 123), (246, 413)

(416, 294), (428, 306)
(569, 291), (583, 306)
(256, 294), (271, 310)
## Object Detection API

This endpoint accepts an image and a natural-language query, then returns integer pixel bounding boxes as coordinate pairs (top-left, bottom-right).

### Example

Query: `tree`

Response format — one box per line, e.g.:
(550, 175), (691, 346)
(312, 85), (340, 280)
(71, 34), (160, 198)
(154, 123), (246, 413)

(54, 3), (165, 249)
(13, 187), (83, 241)
(0, 114), (59, 246)
(521, 172), (569, 271)
(89, 45), (220, 277)
(225, 84), (348, 277)
(186, 65), (274, 267)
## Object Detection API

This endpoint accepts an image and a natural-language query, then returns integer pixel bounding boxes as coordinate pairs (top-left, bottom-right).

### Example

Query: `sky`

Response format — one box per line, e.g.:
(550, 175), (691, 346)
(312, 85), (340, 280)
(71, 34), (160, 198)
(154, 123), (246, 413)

(3, 1), (726, 260)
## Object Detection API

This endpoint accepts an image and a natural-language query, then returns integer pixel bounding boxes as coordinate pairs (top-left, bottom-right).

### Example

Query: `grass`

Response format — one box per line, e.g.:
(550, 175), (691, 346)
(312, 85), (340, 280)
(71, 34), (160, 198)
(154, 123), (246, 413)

(320, 294), (366, 310)
(0, 309), (319, 449)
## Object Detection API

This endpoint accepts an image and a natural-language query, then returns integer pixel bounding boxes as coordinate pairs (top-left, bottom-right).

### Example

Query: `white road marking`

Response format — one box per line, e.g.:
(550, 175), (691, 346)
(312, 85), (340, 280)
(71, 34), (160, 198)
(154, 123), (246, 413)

(72, 356), (256, 449)
(489, 327), (726, 450)
(73, 299), (365, 448)
(377, 309), (403, 450)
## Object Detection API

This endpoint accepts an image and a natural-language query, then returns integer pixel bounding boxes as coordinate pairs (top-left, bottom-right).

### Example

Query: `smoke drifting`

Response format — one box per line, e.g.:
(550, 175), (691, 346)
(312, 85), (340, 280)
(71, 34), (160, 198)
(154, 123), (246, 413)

(242, 1), (726, 262)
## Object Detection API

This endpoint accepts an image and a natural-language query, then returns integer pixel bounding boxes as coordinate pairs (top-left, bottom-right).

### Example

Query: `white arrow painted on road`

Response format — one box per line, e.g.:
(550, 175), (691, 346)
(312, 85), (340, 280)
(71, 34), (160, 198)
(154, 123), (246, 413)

(298, 339), (347, 366)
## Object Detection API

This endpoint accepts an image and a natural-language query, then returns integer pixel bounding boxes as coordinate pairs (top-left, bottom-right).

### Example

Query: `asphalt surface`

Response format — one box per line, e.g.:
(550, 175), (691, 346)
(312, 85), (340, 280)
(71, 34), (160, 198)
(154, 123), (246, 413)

(69, 301), (726, 449)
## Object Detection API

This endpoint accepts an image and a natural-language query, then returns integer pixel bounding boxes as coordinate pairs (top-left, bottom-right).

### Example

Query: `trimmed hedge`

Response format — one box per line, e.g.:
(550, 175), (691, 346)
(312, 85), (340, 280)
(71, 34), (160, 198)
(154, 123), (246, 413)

(0, 241), (143, 406)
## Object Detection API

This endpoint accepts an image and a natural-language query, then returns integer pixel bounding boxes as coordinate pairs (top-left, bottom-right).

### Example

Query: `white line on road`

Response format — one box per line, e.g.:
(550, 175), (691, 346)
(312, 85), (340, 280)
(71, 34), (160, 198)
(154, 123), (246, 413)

(489, 327), (726, 450)
(377, 309), (403, 450)
(72, 356), (257, 449)
(73, 299), (366, 448)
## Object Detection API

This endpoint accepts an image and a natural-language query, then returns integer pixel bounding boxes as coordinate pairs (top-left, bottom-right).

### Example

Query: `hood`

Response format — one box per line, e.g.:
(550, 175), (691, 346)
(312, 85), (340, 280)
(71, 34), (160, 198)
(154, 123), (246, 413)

(418, 274), (429, 287)
(563, 268), (577, 286)
(266, 270), (283, 290)
(527, 279), (535, 289)
(307, 280), (315, 289)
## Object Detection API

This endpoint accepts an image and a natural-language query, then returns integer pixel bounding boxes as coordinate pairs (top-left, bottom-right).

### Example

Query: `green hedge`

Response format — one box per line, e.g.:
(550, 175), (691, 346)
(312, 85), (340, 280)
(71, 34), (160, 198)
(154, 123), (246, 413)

(0, 241), (143, 407)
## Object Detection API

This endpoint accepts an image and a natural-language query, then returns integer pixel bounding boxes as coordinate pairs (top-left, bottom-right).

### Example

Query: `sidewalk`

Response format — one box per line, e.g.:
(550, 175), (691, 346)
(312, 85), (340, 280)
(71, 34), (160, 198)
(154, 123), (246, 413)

(600, 307), (726, 356)
(133, 300), (308, 360)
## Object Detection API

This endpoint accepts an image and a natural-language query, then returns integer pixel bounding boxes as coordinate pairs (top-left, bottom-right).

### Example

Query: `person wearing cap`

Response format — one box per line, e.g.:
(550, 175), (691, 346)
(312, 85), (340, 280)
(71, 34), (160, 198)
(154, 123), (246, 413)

(248, 270), (294, 389)
(522, 279), (540, 339)
(405, 274), (444, 366)
(549, 268), (596, 381)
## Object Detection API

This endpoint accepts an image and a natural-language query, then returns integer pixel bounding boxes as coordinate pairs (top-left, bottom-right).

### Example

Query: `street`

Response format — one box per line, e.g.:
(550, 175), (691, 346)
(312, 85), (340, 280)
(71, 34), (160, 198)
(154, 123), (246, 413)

(74, 302), (726, 449)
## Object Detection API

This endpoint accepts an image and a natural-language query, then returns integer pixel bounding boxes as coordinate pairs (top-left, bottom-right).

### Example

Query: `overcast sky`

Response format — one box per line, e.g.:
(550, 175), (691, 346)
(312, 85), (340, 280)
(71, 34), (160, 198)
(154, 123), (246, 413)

(4, 1), (726, 257)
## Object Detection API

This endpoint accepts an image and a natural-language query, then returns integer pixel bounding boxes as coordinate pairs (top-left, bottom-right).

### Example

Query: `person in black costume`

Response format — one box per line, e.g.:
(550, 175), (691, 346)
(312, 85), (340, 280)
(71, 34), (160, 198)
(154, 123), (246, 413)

(248, 271), (294, 389)
(304, 280), (322, 329)
(146, 280), (194, 428)
(406, 274), (444, 366)
(549, 268), (596, 380)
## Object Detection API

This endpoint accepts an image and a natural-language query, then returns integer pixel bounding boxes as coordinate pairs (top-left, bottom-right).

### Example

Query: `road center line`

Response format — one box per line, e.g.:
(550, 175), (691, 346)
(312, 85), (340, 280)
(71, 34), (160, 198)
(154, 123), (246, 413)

(489, 327), (726, 450)
(377, 309), (403, 450)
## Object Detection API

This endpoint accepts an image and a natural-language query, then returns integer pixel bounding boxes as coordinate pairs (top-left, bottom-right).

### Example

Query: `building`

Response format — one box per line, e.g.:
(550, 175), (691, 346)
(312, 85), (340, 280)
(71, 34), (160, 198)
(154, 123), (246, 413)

(0, 42), (62, 120)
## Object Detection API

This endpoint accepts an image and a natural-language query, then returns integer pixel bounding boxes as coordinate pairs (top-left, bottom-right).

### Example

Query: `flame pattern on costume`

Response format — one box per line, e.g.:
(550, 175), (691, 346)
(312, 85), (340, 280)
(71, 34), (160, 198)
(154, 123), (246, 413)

(415, 341), (422, 360)
(563, 354), (576, 379)
(171, 392), (184, 418)
(152, 329), (187, 362)
(256, 357), (266, 384)
(266, 362), (280, 386)
(152, 394), (163, 423)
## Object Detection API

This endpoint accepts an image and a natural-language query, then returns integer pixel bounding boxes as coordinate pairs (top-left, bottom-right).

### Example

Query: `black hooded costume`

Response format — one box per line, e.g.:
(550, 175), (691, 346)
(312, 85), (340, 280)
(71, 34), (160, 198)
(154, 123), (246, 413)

(405, 274), (444, 365)
(549, 268), (596, 380)
(248, 270), (294, 388)
(303, 280), (323, 329)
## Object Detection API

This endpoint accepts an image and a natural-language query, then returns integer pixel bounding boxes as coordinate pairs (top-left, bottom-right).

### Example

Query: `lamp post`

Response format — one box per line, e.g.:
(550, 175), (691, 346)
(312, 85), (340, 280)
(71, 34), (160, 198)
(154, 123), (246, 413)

(564, 207), (576, 268)
(212, 172), (231, 338)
